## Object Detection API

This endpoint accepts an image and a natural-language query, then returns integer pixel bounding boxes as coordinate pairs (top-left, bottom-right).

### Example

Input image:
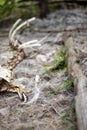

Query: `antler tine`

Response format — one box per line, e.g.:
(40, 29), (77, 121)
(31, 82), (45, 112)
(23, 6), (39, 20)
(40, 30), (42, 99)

(9, 18), (22, 42)
(11, 17), (36, 41)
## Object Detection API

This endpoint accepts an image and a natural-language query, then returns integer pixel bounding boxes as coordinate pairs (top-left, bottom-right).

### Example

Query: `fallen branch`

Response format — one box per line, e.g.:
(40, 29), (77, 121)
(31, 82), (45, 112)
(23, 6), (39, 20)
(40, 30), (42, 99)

(63, 33), (87, 130)
(33, 27), (87, 33)
(0, 33), (8, 37)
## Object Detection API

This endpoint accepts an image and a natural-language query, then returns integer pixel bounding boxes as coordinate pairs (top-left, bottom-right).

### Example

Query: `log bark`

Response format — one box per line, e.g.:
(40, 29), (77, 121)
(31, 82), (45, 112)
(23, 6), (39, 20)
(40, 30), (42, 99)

(63, 33), (87, 130)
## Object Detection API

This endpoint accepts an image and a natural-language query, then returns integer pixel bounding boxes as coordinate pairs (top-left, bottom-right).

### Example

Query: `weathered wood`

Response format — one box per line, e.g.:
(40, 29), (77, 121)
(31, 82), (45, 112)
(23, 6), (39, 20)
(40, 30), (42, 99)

(63, 33), (87, 130)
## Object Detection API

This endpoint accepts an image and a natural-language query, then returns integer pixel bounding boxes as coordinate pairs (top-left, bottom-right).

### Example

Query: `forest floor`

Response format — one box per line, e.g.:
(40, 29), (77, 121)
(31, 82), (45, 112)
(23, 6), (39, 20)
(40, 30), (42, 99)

(0, 9), (87, 130)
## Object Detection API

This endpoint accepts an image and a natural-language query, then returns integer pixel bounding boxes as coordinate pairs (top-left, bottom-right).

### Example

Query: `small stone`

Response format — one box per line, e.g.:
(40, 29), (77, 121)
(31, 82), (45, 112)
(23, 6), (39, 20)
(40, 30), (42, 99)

(36, 54), (47, 64)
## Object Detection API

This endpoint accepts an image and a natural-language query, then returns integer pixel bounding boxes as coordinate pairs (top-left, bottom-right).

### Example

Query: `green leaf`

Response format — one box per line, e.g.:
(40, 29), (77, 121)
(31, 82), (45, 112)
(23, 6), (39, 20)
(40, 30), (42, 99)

(0, 0), (5, 5)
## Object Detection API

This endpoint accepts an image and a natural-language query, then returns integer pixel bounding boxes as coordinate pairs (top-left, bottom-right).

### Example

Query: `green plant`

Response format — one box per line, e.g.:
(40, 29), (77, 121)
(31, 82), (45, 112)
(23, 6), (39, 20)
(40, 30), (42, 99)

(61, 79), (73, 90)
(68, 125), (77, 130)
(16, 125), (35, 130)
(0, 0), (5, 5)
(45, 47), (67, 74)
(16, 126), (25, 130)
(61, 106), (77, 130)
(54, 47), (67, 70)
(0, 0), (19, 19)
(21, 2), (39, 19)
(49, 90), (55, 97)
(45, 67), (51, 74)
(0, 0), (40, 21)
(61, 113), (67, 121)
(49, 2), (62, 11)
(29, 125), (35, 130)
(69, 107), (75, 119)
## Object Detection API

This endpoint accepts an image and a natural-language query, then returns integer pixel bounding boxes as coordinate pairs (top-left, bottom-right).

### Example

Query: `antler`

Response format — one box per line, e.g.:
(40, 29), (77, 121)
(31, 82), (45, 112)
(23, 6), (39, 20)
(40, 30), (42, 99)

(9, 17), (41, 50)
(1, 18), (48, 102)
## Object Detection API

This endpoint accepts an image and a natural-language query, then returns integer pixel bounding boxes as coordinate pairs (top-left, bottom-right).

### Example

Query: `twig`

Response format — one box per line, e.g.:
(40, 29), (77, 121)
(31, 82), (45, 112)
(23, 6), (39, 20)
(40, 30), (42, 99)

(33, 27), (87, 33)
(51, 103), (62, 117)
(0, 33), (8, 37)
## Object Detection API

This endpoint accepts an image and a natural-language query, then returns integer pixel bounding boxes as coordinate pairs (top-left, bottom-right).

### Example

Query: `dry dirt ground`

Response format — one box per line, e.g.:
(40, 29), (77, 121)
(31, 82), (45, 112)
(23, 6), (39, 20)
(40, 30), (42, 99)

(0, 9), (87, 130)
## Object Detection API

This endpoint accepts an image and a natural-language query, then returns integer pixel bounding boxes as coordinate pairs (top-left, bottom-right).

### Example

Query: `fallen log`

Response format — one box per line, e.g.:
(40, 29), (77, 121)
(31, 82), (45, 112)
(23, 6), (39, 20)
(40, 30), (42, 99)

(63, 33), (87, 130)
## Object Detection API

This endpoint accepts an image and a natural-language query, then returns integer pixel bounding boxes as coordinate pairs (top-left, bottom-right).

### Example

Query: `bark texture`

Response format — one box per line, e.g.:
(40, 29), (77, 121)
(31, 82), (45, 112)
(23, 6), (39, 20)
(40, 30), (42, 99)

(63, 33), (87, 130)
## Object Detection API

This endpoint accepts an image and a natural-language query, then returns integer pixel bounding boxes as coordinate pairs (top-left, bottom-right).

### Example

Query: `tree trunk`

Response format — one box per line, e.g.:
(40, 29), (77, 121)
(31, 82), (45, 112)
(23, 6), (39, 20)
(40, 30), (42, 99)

(38, 0), (50, 18)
